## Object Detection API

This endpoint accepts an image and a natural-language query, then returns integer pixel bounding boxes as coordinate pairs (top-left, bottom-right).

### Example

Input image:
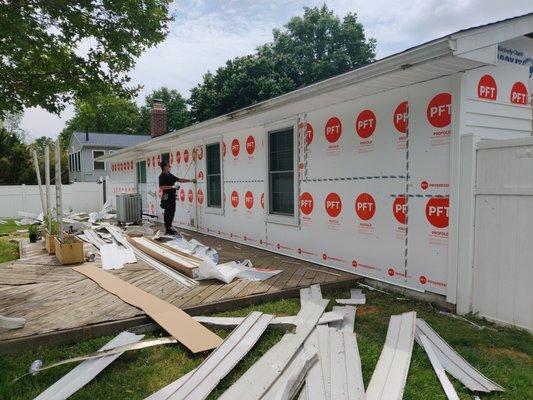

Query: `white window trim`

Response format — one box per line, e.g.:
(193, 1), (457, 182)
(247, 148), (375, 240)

(92, 149), (105, 171)
(204, 135), (225, 216)
(264, 118), (299, 227)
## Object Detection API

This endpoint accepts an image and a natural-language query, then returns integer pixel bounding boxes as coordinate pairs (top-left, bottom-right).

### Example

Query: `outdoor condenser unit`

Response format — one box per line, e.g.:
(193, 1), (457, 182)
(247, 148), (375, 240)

(116, 193), (142, 225)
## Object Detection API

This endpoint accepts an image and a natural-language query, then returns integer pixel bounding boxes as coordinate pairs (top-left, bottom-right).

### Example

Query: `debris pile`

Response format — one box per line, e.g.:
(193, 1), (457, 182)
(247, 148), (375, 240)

(24, 284), (503, 400)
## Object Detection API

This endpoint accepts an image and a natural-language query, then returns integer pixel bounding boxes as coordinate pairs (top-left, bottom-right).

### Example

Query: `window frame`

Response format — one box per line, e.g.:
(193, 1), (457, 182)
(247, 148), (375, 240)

(204, 136), (224, 216)
(92, 150), (105, 170)
(264, 119), (299, 226)
(76, 152), (81, 171)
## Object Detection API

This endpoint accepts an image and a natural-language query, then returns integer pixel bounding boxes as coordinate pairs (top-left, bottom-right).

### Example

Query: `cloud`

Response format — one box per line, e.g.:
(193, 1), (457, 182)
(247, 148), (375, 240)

(21, 0), (533, 139)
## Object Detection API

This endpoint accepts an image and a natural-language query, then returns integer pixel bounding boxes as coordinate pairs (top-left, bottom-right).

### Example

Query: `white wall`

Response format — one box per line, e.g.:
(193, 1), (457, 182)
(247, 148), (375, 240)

(0, 182), (103, 218)
(471, 138), (533, 331)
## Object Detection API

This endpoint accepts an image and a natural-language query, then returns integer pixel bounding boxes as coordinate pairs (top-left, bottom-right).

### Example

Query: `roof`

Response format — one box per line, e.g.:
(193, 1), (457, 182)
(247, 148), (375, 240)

(72, 131), (149, 148)
(100, 12), (533, 161)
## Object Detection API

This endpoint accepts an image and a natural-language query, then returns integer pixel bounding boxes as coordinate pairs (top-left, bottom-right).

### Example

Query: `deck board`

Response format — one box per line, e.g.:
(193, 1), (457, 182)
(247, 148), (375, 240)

(0, 230), (360, 354)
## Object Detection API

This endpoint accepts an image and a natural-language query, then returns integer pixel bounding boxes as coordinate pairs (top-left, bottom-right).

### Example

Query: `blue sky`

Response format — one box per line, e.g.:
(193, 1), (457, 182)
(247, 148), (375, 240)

(21, 0), (533, 139)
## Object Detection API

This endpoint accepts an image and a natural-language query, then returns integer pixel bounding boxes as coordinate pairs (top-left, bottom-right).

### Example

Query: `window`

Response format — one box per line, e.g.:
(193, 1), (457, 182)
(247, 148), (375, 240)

(93, 150), (105, 170)
(76, 152), (81, 171)
(69, 154), (73, 172)
(268, 128), (294, 216)
(206, 143), (222, 208)
(137, 160), (147, 184)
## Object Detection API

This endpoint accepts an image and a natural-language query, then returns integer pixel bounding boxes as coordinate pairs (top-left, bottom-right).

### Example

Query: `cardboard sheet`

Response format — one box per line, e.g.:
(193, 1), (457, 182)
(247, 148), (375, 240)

(73, 265), (222, 353)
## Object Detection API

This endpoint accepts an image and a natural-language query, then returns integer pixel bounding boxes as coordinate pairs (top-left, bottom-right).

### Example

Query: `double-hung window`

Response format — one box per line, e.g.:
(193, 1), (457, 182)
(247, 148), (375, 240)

(93, 150), (105, 170)
(206, 143), (222, 208)
(268, 127), (295, 217)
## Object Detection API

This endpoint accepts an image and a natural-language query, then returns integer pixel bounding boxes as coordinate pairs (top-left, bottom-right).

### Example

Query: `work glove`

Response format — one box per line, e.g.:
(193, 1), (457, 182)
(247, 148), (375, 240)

(173, 182), (180, 189)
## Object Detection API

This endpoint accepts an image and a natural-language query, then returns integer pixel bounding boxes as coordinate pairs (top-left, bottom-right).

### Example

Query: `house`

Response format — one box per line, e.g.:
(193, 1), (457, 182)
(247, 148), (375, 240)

(100, 14), (533, 330)
(67, 131), (149, 182)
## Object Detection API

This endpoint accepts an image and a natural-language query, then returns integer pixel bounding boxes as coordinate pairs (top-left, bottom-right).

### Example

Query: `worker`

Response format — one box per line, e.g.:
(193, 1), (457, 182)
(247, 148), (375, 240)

(158, 161), (196, 235)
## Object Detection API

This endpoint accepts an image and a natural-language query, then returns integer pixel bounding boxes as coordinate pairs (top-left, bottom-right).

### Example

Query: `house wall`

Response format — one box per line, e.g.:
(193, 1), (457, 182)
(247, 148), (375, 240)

(107, 36), (532, 302)
(69, 144), (115, 183)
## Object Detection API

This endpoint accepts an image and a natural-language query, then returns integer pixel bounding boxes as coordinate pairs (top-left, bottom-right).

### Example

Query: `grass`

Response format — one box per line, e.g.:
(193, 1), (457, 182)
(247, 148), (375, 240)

(0, 288), (531, 400)
(0, 219), (22, 263)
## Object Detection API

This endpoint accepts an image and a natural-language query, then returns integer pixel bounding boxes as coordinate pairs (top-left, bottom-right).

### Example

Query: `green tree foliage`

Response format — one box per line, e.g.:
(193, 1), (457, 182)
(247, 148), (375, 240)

(139, 87), (189, 134)
(0, 115), (35, 184)
(0, 0), (173, 117)
(189, 5), (375, 122)
(59, 95), (144, 147)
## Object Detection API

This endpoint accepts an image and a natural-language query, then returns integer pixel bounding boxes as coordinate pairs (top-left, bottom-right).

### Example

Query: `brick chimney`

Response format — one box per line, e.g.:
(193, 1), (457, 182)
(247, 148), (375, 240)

(150, 99), (167, 138)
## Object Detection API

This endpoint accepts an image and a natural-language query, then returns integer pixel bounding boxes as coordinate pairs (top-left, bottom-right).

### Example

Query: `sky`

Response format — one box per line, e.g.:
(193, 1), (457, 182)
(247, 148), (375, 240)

(21, 0), (533, 140)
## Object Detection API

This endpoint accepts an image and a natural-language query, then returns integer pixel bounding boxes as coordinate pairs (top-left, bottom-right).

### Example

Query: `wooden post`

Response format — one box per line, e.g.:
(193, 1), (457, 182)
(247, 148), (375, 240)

(55, 141), (63, 240)
(44, 146), (51, 233)
(32, 149), (46, 217)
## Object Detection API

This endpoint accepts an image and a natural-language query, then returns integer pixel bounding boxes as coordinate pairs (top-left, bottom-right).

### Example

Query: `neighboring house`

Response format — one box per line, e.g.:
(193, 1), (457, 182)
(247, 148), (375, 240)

(68, 131), (149, 182)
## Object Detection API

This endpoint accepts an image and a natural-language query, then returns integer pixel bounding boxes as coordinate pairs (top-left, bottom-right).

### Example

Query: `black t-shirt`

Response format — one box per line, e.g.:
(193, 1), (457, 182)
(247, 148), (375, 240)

(159, 172), (178, 197)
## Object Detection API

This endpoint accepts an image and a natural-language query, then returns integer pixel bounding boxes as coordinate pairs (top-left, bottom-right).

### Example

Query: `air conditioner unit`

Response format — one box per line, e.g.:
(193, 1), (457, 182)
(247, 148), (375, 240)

(116, 193), (142, 225)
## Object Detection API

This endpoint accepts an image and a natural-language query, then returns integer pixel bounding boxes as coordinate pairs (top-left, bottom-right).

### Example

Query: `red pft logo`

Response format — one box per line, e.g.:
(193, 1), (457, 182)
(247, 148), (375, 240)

(179, 188), (185, 202)
(325, 192), (342, 218)
(245, 191), (254, 209)
(388, 268), (395, 277)
(197, 146), (203, 160)
(477, 74), (497, 100)
(355, 193), (376, 221)
(300, 192), (314, 215)
(183, 149), (189, 163)
(356, 109), (376, 138)
(231, 190), (239, 208)
(197, 171), (204, 180)
(188, 189), (194, 203)
(299, 122), (314, 145)
(260, 192), (265, 209)
(510, 82), (528, 105)
(425, 197), (449, 228)
(176, 150), (181, 164)
(324, 116), (342, 143)
(231, 138), (240, 157)
(419, 275), (427, 285)
(222, 141), (226, 158)
(392, 196), (407, 224)
(152, 156), (155, 167)
(427, 92), (452, 128)
(421, 181), (429, 190)
(197, 189), (204, 205)
(147, 158), (150, 167)
(393, 101), (408, 134)
(246, 136), (255, 155)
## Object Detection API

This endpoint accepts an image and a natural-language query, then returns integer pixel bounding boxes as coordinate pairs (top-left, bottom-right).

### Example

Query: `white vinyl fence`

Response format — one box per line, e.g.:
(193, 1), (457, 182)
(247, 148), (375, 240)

(471, 137), (533, 331)
(0, 182), (104, 218)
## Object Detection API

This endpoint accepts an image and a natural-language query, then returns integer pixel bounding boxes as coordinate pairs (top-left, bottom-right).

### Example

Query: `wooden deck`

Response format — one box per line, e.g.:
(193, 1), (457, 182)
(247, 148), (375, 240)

(0, 230), (360, 354)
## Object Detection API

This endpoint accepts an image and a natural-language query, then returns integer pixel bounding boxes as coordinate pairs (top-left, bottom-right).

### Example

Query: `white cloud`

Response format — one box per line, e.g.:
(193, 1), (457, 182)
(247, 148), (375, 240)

(21, 0), (533, 139)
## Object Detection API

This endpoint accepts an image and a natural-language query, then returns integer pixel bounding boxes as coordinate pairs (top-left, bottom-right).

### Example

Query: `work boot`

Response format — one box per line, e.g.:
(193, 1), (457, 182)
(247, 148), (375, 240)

(165, 228), (177, 235)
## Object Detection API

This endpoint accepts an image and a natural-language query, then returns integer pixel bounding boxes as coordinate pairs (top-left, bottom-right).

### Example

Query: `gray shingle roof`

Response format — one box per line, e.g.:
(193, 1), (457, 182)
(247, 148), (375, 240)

(73, 132), (150, 148)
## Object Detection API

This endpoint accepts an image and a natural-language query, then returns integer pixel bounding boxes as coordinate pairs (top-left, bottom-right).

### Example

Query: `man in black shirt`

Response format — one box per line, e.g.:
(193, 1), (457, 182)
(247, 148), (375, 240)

(158, 161), (196, 235)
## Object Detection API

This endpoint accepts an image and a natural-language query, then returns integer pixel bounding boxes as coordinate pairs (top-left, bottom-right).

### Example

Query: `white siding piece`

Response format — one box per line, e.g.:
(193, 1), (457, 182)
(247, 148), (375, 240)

(219, 299), (328, 400)
(335, 289), (366, 305)
(100, 243), (124, 270)
(330, 306), (356, 332)
(300, 284), (323, 306)
(418, 334), (459, 400)
(316, 325), (332, 400)
(415, 319), (504, 392)
(162, 311), (273, 400)
(330, 329), (349, 400)
(297, 387), (308, 400)
(303, 330), (327, 400)
(366, 311), (416, 400)
(343, 331), (366, 400)
(34, 331), (144, 400)
(265, 347), (318, 400)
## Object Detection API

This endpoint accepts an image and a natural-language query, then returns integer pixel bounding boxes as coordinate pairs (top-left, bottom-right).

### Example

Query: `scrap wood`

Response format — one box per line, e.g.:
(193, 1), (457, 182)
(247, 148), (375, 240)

(153, 311), (273, 400)
(330, 328), (365, 400)
(33, 331), (144, 400)
(418, 334), (460, 400)
(302, 330), (327, 400)
(366, 311), (416, 400)
(127, 236), (200, 279)
(329, 306), (356, 332)
(0, 314), (25, 330)
(219, 298), (328, 400)
(26, 337), (176, 375)
(73, 265), (222, 353)
(415, 319), (504, 392)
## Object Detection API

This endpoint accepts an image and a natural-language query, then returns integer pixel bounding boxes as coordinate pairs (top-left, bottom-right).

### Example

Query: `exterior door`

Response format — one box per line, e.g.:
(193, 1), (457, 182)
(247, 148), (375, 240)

(136, 160), (148, 213)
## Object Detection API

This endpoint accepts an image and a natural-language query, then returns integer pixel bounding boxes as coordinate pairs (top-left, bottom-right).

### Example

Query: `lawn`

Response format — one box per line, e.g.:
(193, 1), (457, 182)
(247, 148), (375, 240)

(0, 219), (23, 263)
(0, 287), (531, 400)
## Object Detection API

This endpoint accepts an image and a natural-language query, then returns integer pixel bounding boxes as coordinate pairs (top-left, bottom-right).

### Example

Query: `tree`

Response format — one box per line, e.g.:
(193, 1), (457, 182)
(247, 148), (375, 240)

(0, 125), (35, 185)
(139, 87), (189, 134)
(0, 1), (173, 117)
(59, 95), (144, 147)
(188, 5), (375, 122)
